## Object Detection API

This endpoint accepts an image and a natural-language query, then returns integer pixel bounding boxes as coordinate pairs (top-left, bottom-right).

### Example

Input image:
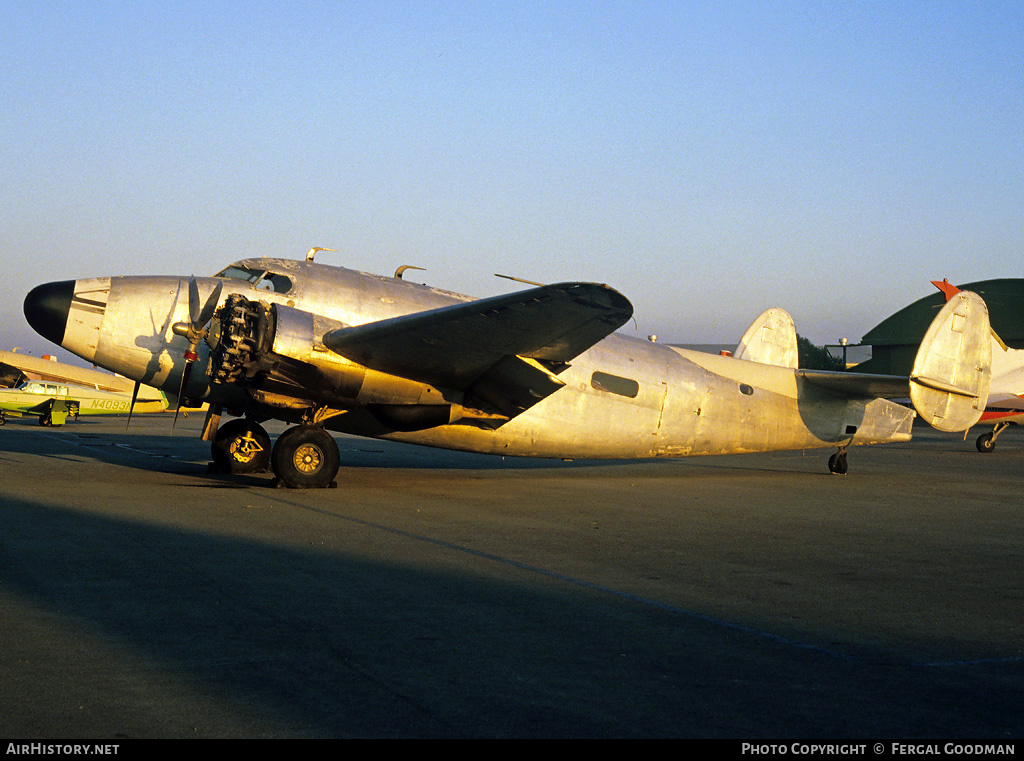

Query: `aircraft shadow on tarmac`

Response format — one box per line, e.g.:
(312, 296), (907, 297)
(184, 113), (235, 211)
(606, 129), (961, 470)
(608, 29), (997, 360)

(2, 494), (1022, 739)
(0, 416), (690, 483)
(3, 417), (1021, 495)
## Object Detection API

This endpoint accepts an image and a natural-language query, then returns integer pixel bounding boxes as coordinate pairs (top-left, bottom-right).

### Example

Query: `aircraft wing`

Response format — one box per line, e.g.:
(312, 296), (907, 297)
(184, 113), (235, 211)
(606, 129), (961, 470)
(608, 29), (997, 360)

(797, 369), (912, 399)
(323, 282), (633, 408)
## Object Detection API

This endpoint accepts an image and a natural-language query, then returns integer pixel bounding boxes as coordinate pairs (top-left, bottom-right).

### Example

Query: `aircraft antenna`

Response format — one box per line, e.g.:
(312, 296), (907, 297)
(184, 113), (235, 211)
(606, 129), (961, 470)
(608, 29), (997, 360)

(394, 265), (425, 280)
(305, 247), (337, 262)
(494, 273), (546, 287)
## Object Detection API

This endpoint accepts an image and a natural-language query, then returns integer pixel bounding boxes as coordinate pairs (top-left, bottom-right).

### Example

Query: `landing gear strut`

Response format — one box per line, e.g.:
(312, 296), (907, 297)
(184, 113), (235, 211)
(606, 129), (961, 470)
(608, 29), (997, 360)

(828, 446), (848, 475)
(271, 424), (340, 489)
(976, 421), (1010, 453)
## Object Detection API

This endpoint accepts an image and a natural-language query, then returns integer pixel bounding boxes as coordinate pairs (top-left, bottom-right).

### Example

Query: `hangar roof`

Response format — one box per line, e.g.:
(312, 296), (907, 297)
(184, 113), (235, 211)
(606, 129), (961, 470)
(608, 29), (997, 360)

(863, 279), (1024, 346)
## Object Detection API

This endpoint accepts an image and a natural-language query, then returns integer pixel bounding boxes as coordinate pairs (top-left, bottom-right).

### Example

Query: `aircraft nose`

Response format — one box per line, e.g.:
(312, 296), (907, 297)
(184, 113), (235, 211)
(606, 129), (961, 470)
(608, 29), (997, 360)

(24, 280), (75, 346)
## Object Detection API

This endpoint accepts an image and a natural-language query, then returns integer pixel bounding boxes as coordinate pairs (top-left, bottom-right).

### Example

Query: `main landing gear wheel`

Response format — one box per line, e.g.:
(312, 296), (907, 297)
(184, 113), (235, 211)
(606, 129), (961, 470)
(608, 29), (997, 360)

(828, 449), (848, 475)
(211, 419), (271, 474)
(271, 424), (340, 489)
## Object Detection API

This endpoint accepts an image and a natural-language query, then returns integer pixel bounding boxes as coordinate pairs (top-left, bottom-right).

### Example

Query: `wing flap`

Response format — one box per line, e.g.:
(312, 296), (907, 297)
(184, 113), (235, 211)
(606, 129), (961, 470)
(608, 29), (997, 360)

(323, 282), (633, 390)
(468, 355), (567, 419)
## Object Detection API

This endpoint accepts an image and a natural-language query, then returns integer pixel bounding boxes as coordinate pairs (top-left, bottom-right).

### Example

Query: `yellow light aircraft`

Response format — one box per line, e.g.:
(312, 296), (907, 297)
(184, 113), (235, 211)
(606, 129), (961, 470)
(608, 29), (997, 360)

(0, 379), (167, 426)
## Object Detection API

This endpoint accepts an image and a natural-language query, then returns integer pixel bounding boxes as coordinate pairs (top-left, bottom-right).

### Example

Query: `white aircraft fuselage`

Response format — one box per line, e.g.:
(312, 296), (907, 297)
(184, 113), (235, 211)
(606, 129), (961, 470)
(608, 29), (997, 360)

(24, 254), (991, 485)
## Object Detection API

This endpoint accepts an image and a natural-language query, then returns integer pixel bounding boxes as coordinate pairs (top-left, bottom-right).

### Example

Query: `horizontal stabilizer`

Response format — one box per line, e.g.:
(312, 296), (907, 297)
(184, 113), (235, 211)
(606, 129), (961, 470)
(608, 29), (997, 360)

(734, 308), (799, 369)
(797, 369), (911, 398)
(909, 290), (991, 431)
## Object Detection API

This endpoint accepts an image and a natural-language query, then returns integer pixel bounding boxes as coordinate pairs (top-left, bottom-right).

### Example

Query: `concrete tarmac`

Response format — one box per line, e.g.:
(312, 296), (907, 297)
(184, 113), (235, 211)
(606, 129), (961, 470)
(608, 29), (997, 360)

(0, 414), (1021, 738)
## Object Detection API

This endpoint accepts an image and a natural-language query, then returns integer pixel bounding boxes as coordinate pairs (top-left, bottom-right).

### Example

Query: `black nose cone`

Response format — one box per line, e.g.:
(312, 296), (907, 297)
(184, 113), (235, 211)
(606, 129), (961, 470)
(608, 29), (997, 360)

(24, 280), (75, 346)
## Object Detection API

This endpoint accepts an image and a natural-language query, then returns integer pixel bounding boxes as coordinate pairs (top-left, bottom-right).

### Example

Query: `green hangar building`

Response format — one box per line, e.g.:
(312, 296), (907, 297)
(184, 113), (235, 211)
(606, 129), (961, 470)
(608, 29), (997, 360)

(854, 279), (1024, 376)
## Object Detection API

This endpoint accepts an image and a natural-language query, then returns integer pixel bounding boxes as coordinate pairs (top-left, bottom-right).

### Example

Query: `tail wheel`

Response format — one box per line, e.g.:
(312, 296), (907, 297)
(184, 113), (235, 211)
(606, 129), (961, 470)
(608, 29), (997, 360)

(212, 419), (271, 473)
(976, 432), (996, 452)
(271, 424), (340, 489)
(828, 450), (848, 475)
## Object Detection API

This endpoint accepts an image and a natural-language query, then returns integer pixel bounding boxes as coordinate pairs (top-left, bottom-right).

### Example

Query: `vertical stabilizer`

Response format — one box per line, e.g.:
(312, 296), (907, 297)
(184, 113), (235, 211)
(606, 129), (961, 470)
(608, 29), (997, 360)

(910, 291), (991, 431)
(734, 308), (799, 369)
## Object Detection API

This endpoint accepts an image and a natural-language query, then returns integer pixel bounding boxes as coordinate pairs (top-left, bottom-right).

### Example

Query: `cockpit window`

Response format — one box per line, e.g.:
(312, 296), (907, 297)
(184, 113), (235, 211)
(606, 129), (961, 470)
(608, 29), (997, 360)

(21, 382), (66, 396)
(216, 265), (261, 282)
(214, 265), (292, 294)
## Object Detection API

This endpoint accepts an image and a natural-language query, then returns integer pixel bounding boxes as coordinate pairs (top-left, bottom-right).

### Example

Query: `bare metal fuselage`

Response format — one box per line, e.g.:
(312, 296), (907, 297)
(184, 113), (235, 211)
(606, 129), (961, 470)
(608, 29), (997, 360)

(47, 258), (913, 459)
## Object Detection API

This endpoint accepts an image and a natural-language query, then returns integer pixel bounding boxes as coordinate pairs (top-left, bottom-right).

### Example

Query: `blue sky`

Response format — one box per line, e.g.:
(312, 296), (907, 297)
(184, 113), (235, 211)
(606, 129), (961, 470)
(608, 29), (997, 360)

(3, 1), (1022, 358)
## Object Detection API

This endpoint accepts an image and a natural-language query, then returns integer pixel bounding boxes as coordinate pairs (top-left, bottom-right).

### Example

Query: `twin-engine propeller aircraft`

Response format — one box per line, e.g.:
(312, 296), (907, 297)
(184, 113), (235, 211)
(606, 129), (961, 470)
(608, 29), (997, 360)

(24, 248), (992, 487)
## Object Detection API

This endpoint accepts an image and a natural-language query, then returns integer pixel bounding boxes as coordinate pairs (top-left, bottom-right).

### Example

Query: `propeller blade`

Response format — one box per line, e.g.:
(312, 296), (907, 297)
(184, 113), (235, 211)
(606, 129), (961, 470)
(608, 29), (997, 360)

(197, 280), (223, 329)
(187, 276), (223, 331)
(174, 277), (221, 430)
(188, 276), (202, 327)
(172, 361), (194, 430)
(125, 380), (141, 430)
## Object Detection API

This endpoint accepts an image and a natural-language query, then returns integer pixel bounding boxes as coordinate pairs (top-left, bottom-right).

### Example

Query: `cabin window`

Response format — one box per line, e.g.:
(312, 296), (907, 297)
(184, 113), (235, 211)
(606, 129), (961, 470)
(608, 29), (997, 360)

(591, 371), (639, 398)
(739, 383), (754, 395)
(257, 273), (293, 294)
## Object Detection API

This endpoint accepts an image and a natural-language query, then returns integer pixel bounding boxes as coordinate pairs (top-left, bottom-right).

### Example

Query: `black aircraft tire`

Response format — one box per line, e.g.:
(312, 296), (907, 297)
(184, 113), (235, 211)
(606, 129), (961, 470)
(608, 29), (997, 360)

(976, 433), (996, 453)
(271, 424), (340, 489)
(828, 451), (848, 475)
(211, 419), (272, 474)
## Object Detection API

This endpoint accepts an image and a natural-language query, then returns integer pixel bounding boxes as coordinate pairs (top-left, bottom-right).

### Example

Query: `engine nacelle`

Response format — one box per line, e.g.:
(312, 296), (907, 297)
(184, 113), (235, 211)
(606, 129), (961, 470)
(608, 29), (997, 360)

(208, 295), (463, 428)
